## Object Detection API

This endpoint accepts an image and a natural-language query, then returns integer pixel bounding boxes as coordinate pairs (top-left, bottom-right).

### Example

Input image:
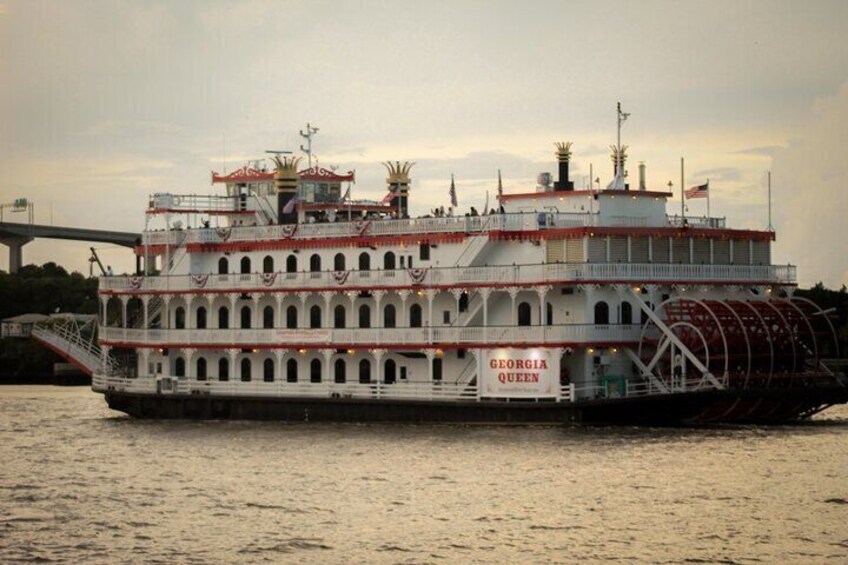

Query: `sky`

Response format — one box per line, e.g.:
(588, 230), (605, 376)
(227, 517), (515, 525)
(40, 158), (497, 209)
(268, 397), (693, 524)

(0, 0), (846, 287)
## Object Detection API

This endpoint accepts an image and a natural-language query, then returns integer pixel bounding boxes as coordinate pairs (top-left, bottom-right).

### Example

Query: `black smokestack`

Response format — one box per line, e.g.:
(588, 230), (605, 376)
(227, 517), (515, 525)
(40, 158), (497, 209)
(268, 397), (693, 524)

(553, 142), (574, 191)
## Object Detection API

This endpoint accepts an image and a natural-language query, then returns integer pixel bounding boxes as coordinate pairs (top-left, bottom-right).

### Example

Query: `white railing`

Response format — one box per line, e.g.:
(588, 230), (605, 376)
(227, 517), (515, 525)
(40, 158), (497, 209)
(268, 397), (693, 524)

(99, 262), (796, 294)
(141, 211), (731, 247)
(149, 194), (239, 213)
(32, 322), (115, 376)
(97, 323), (643, 347)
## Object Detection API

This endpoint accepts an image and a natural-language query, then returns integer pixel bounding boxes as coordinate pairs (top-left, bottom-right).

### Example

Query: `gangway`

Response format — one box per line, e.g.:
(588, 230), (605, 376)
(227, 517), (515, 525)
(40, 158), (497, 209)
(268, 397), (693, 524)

(31, 315), (117, 376)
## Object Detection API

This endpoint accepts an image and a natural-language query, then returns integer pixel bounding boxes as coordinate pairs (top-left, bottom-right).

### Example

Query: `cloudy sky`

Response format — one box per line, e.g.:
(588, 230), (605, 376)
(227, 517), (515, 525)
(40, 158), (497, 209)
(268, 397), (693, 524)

(1, 0), (846, 287)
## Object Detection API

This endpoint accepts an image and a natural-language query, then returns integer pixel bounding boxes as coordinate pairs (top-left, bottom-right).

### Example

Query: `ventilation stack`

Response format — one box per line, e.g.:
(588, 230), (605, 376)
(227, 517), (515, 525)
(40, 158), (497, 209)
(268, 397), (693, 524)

(639, 162), (647, 191)
(553, 142), (574, 191)
(383, 161), (415, 218)
(272, 155), (302, 224)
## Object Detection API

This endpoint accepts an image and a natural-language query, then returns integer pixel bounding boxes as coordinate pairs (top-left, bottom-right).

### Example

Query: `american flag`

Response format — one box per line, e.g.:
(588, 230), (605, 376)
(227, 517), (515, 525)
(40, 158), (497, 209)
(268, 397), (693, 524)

(282, 196), (299, 214)
(449, 174), (458, 207)
(685, 182), (709, 199)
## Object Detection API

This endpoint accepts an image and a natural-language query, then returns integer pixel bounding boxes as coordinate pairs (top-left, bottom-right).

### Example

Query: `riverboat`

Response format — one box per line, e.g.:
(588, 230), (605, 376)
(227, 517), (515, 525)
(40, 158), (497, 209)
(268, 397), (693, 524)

(92, 114), (848, 424)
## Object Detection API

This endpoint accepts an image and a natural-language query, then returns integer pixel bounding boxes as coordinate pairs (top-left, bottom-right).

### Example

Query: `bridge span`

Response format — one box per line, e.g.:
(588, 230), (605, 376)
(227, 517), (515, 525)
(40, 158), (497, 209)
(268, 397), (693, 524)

(0, 222), (140, 274)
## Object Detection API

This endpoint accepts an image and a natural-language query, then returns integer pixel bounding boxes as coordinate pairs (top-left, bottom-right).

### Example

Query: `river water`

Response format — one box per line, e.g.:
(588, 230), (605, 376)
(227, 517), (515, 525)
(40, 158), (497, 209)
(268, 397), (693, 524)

(1, 386), (847, 564)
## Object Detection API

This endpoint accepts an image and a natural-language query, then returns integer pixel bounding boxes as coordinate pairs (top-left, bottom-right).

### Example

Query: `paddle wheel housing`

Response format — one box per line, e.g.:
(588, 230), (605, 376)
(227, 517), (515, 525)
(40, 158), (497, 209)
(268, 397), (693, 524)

(638, 295), (839, 391)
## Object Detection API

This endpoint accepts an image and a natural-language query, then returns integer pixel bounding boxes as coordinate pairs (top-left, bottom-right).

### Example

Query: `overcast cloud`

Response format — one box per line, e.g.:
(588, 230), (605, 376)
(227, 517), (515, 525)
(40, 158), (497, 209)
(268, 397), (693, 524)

(1, 0), (846, 287)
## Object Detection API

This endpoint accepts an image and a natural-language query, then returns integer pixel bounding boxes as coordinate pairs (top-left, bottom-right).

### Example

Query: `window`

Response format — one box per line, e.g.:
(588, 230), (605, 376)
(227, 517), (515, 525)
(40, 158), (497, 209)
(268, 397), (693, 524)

(410, 304), (422, 328)
(359, 359), (371, 384)
(263, 306), (274, 329)
(547, 302), (553, 326)
(286, 255), (297, 273)
(196, 358), (207, 381)
(240, 256), (251, 274)
(287, 358), (298, 383)
(286, 305), (298, 329)
(594, 301), (610, 325)
(263, 358), (274, 382)
(174, 357), (185, 377)
(359, 252), (370, 271)
(359, 304), (371, 328)
(334, 305), (346, 328)
(263, 256), (274, 273)
(196, 306), (207, 329)
(384, 251), (396, 270)
(240, 305), (251, 329)
(240, 358), (251, 382)
(175, 307), (186, 329)
(621, 302), (633, 325)
(518, 302), (532, 326)
(384, 359), (397, 384)
(433, 357), (443, 381)
(310, 305), (322, 328)
(334, 253), (346, 271)
(642, 302), (652, 325)
(309, 254), (321, 272)
(334, 359), (346, 384)
(310, 358), (322, 383)
(420, 243), (430, 261)
(443, 311), (451, 324)
(459, 292), (469, 313)
(218, 257), (228, 274)
(218, 306), (229, 329)
(218, 357), (229, 381)
(384, 304), (396, 328)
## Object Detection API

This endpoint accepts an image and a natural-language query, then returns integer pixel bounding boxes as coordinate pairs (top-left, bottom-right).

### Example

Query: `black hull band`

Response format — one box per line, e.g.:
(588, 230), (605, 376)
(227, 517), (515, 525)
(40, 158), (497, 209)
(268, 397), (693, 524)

(104, 386), (848, 425)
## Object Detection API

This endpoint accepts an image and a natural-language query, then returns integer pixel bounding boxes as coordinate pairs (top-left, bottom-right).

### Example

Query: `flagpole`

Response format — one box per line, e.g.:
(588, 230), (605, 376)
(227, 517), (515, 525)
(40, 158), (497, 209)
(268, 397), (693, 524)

(589, 163), (594, 216)
(706, 178), (710, 220)
(680, 157), (685, 219)
(768, 171), (772, 231)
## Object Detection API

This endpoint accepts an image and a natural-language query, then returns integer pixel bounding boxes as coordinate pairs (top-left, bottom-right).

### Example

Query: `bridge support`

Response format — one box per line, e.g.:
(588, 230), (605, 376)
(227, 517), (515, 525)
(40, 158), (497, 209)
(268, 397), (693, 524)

(1, 236), (32, 274)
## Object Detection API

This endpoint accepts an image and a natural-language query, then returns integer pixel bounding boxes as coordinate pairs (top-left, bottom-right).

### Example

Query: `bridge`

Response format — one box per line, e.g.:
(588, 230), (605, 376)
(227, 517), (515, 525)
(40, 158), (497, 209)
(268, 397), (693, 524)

(0, 222), (140, 274)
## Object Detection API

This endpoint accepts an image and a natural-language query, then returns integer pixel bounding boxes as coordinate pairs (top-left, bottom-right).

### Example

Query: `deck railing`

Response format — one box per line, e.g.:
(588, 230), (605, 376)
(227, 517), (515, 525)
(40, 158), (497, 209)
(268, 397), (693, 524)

(99, 262), (796, 294)
(140, 211), (730, 246)
(98, 323), (642, 347)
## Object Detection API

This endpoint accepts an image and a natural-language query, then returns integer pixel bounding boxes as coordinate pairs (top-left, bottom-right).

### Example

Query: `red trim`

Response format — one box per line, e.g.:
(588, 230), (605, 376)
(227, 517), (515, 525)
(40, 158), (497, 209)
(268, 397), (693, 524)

(100, 340), (637, 351)
(301, 203), (392, 213)
(32, 336), (93, 376)
(99, 279), (795, 298)
(146, 209), (254, 216)
(298, 166), (355, 182)
(501, 190), (673, 201)
(211, 166), (274, 184)
(183, 232), (466, 253)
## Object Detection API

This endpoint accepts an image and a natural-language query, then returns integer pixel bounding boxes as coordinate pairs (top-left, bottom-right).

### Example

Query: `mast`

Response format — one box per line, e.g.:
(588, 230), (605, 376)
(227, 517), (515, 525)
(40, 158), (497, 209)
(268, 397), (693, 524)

(299, 123), (319, 168)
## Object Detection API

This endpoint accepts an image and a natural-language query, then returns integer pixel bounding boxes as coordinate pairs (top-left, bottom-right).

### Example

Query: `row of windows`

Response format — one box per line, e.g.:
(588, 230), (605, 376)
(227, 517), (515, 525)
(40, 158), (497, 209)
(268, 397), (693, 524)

(173, 357), (406, 384)
(174, 303), (424, 329)
(174, 300), (637, 329)
(218, 251), (416, 275)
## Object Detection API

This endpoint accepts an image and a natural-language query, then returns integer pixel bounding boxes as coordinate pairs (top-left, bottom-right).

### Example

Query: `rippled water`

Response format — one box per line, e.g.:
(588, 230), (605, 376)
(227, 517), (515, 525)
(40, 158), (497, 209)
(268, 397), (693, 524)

(1, 386), (847, 563)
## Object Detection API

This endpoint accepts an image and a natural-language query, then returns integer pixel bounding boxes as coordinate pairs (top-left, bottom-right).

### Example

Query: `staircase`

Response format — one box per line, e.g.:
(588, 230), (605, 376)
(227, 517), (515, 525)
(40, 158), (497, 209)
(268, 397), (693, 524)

(31, 317), (119, 376)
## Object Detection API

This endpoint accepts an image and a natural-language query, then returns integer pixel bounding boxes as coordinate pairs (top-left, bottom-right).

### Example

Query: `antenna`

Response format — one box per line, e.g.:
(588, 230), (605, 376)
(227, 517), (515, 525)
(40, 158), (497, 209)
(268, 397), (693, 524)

(616, 102), (629, 177)
(299, 123), (319, 168)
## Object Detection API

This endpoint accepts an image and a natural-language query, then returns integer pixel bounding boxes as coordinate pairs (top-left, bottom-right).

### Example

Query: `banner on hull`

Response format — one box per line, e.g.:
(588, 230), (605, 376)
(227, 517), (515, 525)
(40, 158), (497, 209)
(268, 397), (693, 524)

(480, 348), (559, 399)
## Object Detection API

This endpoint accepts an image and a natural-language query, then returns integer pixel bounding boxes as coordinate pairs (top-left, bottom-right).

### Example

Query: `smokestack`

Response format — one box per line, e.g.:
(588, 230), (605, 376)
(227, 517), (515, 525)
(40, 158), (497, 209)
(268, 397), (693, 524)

(271, 155), (302, 224)
(382, 161), (415, 218)
(553, 142), (574, 191)
(638, 161), (646, 191)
